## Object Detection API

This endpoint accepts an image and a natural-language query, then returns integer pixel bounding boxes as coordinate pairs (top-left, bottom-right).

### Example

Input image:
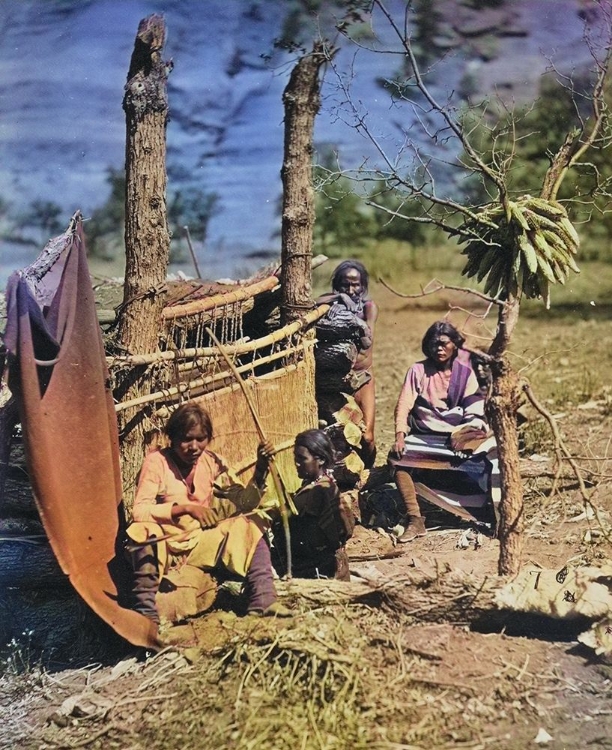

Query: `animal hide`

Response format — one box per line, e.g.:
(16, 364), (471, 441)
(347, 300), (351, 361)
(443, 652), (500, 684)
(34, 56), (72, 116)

(3, 215), (159, 650)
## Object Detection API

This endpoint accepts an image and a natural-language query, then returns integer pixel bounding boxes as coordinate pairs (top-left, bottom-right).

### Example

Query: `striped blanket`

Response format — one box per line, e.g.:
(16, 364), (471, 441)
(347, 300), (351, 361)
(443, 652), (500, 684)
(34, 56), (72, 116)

(389, 433), (500, 525)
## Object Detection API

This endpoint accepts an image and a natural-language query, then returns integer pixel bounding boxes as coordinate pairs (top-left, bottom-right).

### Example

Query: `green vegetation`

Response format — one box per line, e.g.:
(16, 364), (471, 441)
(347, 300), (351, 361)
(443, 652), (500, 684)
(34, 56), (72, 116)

(273, 0), (372, 53)
(315, 51), (611, 280)
(0, 196), (64, 248)
(460, 73), (612, 260)
(20, 201), (63, 246)
(85, 167), (125, 260)
(313, 147), (439, 263)
(313, 151), (375, 254)
(87, 169), (219, 264)
(0, 630), (40, 677)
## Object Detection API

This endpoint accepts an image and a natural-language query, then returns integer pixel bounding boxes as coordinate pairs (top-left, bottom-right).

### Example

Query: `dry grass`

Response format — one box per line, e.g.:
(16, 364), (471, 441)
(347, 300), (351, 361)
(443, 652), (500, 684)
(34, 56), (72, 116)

(4, 602), (612, 750)
(3, 255), (612, 749)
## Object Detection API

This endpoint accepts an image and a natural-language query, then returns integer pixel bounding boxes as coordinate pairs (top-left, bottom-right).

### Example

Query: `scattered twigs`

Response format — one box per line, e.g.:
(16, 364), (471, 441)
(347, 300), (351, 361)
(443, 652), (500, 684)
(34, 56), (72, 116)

(406, 675), (477, 694)
(371, 635), (443, 662)
(204, 325), (295, 578)
(522, 381), (610, 540)
(515, 654), (530, 682)
(137, 650), (192, 692)
(53, 725), (113, 748)
(347, 549), (406, 562)
(522, 381), (589, 501)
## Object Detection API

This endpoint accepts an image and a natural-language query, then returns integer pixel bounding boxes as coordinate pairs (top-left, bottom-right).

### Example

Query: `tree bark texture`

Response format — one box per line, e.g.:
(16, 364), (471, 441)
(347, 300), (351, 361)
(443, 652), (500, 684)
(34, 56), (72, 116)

(487, 363), (523, 578)
(116, 14), (171, 508)
(485, 296), (524, 576)
(280, 43), (327, 325)
(277, 569), (500, 624)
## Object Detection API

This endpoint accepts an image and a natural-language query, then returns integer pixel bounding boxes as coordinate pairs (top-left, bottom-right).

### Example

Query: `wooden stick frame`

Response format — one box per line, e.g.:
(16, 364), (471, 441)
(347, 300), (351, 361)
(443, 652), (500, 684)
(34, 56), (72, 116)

(204, 325), (296, 579)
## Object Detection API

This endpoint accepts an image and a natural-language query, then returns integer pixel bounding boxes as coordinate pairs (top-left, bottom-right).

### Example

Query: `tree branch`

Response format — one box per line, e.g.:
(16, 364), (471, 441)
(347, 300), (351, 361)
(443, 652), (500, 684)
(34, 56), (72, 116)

(542, 18), (612, 200)
(521, 381), (609, 542)
(379, 276), (504, 307)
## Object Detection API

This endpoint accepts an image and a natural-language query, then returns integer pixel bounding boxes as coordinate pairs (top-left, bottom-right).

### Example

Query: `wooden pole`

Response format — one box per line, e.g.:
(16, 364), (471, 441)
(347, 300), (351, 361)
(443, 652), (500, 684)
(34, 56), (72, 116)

(162, 275), (279, 320)
(280, 43), (329, 325)
(108, 305), (328, 366)
(114, 14), (172, 509)
(118, 13), (170, 352)
(204, 326), (296, 578)
(183, 225), (203, 279)
(113, 340), (314, 412)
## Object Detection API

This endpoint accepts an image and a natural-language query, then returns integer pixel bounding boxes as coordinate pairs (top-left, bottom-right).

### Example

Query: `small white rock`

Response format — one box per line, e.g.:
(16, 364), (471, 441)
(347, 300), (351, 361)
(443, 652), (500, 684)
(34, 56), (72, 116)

(534, 727), (553, 744)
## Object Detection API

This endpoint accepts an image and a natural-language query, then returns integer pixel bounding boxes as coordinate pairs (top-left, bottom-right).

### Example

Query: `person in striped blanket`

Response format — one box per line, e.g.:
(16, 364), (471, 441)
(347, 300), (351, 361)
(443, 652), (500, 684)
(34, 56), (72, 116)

(390, 321), (499, 543)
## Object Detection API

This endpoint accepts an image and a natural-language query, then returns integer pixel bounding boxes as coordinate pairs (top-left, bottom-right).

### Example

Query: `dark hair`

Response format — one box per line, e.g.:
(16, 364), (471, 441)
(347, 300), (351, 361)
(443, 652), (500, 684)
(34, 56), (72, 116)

(421, 321), (465, 360)
(331, 260), (369, 295)
(165, 402), (213, 443)
(294, 429), (335, 470)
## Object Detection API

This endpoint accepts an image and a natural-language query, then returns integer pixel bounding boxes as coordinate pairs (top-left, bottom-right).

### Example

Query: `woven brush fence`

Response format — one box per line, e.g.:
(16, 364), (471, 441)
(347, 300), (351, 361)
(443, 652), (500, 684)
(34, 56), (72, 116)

(107, 279), (328, 507)
(161, 274), (280, 351)
(191, 357), (317, 496)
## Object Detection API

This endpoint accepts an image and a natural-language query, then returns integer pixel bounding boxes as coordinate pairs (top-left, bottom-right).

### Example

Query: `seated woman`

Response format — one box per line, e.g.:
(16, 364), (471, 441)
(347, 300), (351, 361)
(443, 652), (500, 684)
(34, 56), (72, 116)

(390, 321), (499, 543)
(316, 260), (379, 468)
(126, 401), (290, 625)
(272, 429), (354, 581)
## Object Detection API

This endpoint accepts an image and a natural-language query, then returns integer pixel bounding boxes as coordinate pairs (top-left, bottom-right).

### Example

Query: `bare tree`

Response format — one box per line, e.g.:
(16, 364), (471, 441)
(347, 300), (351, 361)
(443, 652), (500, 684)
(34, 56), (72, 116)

(327, 0), (612, 575)
(280, 42), (331, 325)
(115, 14), (171, 506)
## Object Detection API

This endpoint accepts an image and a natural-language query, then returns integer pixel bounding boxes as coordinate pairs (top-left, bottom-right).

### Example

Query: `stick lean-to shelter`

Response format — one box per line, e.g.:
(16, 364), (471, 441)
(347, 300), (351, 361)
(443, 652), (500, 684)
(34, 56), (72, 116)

(0, 16), (327, 655)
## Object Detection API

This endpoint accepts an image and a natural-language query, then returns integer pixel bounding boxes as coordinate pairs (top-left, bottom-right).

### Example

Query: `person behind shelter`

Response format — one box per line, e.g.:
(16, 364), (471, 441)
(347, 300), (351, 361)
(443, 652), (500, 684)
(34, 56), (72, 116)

(273, 429), (353, 580)
(316, 260), (379, 468)
(126, 401), (290, 625)
(391, 321), (495, 543)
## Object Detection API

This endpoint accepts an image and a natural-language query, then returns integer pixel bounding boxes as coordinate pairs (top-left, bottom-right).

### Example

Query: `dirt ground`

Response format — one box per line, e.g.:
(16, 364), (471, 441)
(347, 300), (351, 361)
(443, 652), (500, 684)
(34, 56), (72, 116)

(2, 283), (612, 750)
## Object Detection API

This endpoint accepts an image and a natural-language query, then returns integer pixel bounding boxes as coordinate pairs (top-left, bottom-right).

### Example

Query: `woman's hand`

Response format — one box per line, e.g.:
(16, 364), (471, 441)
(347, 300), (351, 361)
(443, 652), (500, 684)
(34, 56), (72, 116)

(254, 440), (275, 487)
(172, 503), (217, 528)
(337, 292), (355, 308)
(464, 417), (488, 433)
(393, 432), (406, 458)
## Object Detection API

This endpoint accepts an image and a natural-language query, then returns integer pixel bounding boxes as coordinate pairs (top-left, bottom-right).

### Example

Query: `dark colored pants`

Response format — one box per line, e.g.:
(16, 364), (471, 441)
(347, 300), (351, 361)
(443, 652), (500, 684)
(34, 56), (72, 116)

(244, 537), (277, 612)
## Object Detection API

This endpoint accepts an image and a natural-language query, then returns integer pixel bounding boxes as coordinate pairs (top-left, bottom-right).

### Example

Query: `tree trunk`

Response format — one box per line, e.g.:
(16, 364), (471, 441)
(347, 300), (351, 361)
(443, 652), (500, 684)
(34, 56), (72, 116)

(488, 296), (523, 576)
(487, 357), (523, 575)
(115, 14), (171, 509)
(280, 43), (328, 325)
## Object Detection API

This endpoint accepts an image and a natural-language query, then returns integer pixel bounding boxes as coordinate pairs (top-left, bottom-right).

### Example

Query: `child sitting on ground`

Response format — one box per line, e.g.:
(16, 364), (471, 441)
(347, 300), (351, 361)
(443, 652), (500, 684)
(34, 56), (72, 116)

(272, 429), (354, 580)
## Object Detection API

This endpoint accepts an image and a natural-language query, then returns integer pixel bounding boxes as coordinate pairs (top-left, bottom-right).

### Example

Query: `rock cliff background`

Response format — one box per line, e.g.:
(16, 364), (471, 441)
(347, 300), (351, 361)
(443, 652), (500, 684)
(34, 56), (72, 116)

(0, 0), (602, 282)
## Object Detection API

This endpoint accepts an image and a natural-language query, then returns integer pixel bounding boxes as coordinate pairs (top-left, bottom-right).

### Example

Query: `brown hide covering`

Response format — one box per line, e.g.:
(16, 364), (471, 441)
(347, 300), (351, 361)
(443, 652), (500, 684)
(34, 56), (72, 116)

(3, 217), (159, 650)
